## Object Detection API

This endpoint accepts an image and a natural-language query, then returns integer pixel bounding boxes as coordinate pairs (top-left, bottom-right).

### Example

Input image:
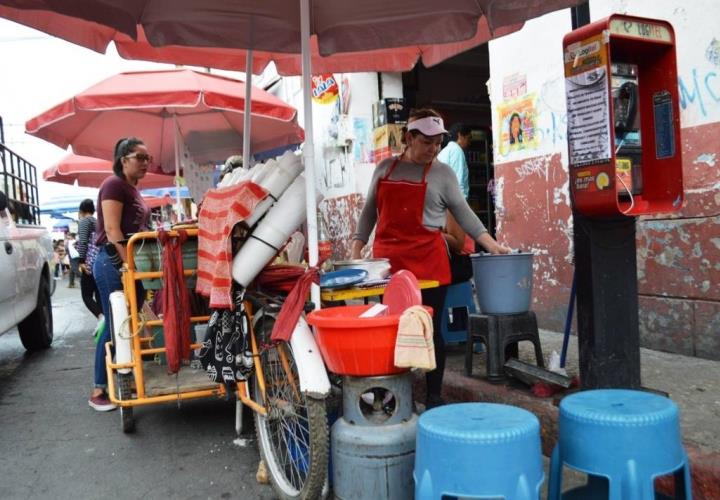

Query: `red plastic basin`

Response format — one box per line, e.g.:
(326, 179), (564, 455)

(306, 304), (432, 376)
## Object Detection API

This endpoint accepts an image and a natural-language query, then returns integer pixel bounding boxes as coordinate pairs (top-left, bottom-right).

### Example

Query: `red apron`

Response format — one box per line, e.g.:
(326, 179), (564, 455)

(372, 156), (452, 285)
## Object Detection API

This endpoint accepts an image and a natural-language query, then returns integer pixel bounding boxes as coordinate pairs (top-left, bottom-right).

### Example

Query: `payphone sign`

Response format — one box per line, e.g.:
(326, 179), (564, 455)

(564, 34), (613, 170)
(609, 19), (673, 43)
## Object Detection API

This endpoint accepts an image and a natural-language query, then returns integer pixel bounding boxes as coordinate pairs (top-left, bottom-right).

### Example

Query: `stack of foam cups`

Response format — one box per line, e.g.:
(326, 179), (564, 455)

(244, 151), (303, 227)
(232, 172), (322, 287)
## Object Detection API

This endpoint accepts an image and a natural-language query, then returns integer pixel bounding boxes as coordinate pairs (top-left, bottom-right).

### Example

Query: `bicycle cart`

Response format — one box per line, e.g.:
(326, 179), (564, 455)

(104, 226), (331, 500)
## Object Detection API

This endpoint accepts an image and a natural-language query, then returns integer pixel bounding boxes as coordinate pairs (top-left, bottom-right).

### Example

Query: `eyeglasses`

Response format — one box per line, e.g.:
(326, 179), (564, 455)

(124, 153), (153, 163)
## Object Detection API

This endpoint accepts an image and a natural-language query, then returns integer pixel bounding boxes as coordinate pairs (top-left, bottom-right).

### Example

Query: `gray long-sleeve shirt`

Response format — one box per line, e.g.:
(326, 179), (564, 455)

(353, 157), (487, 243)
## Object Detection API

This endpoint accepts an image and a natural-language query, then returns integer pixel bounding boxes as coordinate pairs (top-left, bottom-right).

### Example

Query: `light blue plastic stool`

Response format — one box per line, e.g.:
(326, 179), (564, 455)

(440, 280), (477, 345)
(414, 402), (544, 499)
(548, 389), (692, 500)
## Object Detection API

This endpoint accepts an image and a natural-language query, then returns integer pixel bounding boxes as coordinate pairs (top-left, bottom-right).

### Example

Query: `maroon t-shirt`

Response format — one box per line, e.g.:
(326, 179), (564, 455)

(95, 175), (150, 245)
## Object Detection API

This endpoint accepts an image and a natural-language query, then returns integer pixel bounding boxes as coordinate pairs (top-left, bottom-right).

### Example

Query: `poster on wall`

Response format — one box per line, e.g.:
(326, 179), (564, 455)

(352, 117), (372, 163)
(497, 93), (539, 157)
(564, 33), (612, 168)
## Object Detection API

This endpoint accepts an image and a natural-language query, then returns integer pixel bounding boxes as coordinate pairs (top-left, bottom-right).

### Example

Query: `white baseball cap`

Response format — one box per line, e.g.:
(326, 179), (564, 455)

(406, 116), (448, 136)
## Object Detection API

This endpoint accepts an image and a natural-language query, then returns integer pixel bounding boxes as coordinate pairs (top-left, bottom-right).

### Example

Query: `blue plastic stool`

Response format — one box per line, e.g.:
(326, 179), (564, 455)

(548, 389), (692, 500)
(415, 402), (544, 499)
(440, 280), (477, 345)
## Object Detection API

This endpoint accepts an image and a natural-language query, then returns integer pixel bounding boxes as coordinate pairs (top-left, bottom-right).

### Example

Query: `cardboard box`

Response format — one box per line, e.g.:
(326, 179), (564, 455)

(372, 98), (408, 128)
(372, 124), (404, 152)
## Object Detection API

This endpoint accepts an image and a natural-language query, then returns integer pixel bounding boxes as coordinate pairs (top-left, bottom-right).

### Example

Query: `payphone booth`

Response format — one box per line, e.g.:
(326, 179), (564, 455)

(563, 14), (683, 217)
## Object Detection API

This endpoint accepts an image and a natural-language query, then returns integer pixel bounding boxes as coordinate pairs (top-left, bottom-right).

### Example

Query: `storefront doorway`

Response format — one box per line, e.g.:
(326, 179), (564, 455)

(402, 45), (496, 234)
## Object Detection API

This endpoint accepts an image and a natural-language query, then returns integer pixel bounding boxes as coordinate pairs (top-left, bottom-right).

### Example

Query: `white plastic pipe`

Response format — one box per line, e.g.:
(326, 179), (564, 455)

(173, 114), (182, 214)
(109, 291), (132, 375)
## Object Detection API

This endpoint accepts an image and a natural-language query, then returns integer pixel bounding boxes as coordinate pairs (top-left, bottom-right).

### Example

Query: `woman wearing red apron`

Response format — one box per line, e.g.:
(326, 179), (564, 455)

(351, 109), (510, 409)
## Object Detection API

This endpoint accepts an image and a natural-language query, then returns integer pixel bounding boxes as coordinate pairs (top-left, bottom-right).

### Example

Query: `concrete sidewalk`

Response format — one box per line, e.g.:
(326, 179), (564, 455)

(413, 329), (720, 499)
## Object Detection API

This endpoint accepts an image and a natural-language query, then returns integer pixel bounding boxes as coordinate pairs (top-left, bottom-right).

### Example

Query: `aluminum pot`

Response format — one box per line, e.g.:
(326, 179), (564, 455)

(333, 258), (391, 281)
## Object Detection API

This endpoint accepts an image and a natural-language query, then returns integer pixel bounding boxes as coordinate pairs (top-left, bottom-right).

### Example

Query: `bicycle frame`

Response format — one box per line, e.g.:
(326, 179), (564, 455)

(103, 228), (293, 416)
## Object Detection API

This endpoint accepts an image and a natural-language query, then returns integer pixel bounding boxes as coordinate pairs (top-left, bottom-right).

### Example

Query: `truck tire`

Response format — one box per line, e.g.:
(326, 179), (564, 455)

(18, 276), (53, 351)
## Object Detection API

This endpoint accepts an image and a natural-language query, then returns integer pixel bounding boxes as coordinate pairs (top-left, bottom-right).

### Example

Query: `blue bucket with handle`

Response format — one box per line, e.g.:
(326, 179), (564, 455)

(470, 252), (534, 314)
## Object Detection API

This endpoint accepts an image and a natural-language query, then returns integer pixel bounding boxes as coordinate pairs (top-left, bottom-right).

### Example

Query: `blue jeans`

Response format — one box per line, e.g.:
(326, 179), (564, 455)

(92, 248), (144, 389)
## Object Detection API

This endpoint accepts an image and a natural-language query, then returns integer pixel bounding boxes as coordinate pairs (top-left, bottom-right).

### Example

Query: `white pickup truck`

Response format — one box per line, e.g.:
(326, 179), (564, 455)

(0, 132), (54, 351)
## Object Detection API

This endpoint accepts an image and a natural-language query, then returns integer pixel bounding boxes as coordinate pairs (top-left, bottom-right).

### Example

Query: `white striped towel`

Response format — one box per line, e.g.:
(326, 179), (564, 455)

(394, 305), (435, 371)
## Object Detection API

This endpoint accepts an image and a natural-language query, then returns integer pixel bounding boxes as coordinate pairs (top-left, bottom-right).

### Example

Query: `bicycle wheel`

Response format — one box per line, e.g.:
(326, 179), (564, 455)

(252, 311), (328, 500)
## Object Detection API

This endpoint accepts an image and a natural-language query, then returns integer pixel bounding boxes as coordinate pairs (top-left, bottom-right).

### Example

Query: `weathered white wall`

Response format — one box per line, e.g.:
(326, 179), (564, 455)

(591, 0), (720, 128)
(487, 0), (720, 359)
(270, 72), (379, 200)
(488, 9), (573, 167)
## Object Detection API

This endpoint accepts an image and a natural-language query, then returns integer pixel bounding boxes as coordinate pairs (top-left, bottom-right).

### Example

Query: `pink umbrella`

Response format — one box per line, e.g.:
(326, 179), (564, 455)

(43, 153), (177, 189)
(143, 194), (174, 209)
(0, 2), (584, 75)
(0, 13), (520, 76)
(0, 2), (582, 72)
(26, 69), (303, 173)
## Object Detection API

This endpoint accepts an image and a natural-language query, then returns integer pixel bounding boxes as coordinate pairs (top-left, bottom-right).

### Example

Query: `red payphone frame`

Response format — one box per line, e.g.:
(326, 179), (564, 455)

(563, 14), (683, 217)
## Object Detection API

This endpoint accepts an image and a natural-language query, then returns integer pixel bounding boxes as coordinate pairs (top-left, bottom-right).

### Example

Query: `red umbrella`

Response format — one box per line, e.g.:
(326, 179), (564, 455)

(0, 15), (520, 76)
(0, 1), (583, 74)
(143, 194), (174, 209)
(25, 69), (304, 175)
(43, 153), (176, 189)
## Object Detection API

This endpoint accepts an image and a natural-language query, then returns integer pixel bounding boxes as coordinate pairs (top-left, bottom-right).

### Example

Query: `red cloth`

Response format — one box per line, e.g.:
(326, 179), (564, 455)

(256, 264), (307, 293)
(196, 181), (269, 308)
(531, 376), (580, 398)
(158, 229), (192, 374)
(372, 156), (452, 285)
(270, 267), (319, 342)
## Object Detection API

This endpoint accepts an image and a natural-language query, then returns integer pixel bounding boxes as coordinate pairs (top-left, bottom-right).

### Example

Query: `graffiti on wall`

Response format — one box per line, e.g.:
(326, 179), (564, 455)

(679, 67), (720, 117)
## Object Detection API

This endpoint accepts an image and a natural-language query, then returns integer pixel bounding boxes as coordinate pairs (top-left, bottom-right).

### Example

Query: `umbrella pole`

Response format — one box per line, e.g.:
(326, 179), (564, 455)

(242, 49), (253, 172)
(173, 114), (182, 218)
(300, 0), (320, 309)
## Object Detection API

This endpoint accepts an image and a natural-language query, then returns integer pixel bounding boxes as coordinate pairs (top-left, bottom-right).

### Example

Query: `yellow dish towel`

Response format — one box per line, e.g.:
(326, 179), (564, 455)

(394, 305), (435, 371)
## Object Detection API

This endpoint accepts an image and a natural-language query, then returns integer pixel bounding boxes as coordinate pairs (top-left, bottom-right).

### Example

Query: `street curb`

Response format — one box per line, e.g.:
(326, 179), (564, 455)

(413, 368), (720, 500)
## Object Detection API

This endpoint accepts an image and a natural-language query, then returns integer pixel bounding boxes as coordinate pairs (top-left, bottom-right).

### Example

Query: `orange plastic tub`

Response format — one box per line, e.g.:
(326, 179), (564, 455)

(306, 304), (431, 376)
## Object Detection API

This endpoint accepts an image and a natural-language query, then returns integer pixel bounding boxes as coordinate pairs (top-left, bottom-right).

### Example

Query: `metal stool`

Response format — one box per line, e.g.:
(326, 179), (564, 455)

(440, 280), (476, 345)
(414, 402), (544, 499)
(548, 389), (692, 500)
(464, 311), (544, 382)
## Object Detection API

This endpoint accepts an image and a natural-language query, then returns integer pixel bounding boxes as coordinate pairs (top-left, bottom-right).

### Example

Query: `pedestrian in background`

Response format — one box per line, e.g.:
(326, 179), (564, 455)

(66, 233), (80, 288)
(76, 199), (104, 341)
(437, 123), (472, 198)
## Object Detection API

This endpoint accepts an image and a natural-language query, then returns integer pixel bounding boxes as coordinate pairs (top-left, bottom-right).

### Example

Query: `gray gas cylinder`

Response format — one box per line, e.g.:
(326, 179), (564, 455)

(331, 372), (417, 500)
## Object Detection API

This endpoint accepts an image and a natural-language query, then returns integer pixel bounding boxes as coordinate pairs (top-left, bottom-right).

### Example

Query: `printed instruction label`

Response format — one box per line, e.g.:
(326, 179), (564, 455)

(566, 68), (612, 168)
(564, 33), (612, 168)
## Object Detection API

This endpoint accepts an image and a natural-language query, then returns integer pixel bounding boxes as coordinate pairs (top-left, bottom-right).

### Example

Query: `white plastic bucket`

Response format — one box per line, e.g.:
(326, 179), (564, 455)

(232, 174), (321, 287)
(470, 252), (534, 314)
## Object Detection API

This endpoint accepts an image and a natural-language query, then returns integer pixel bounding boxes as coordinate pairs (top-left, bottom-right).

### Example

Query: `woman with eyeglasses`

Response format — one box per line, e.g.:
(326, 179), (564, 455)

(88, 137), (151, 412)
